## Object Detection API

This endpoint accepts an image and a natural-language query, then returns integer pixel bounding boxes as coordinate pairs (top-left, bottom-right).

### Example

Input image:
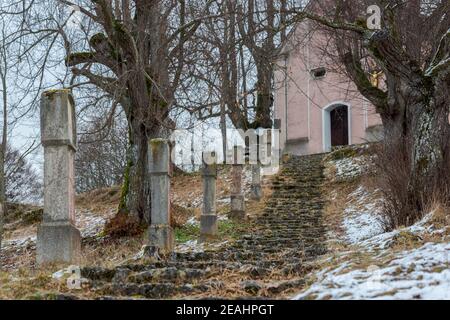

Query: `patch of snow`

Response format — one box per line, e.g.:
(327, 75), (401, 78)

(176, 240), (205, 253)
(2, 236), (36, 249)
(186, 216), (199, 226)
(3, 209), (113, 251)
(218, 214), (229, 222)
(217, 198), (231, 204)
(342, 186), (384, 244)
(76, 209), (111, 238)
(361, 212), (444, 251)
(328, 156), (372, 181)
(175, 239), (230, 254)
(294, 242), (450, 300)
(186, 214), (228, 226)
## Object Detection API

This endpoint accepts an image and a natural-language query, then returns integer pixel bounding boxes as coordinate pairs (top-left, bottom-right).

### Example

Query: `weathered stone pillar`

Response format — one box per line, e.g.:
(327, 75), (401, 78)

(147, 139), (174, 254)
(37, 90), (81, 265)
(274, 119), (282, 161)
(200, 152), (218, 242)
(250, 162), (263, 201)
(229, 146), (246, 220)
(251, 128), (273, 201)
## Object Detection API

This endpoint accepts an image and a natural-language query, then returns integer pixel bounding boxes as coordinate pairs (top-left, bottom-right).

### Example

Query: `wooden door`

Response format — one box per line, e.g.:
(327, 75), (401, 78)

(330, 105), (349, 147)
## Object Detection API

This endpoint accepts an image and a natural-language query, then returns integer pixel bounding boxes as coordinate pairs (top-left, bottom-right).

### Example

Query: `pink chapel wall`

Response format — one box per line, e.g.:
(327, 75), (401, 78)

(274, 21), (383, 155)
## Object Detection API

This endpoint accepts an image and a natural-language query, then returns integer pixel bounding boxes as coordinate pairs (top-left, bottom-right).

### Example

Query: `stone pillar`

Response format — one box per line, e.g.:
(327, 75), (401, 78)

(37, 90), (81, 265)
(251, 128), (273, 201)
(250, 162), (263, 201)
(147, 139), (174, 254)
(229, 146), (246, 220)
(200, 152), (218, 242)
(274, 119), (282, 160)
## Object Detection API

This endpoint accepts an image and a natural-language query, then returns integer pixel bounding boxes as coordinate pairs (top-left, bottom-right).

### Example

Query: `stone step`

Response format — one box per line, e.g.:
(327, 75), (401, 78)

(105, 281), (221, 299)
(82, 153), (330, 299)
(127, 267), (211, 283)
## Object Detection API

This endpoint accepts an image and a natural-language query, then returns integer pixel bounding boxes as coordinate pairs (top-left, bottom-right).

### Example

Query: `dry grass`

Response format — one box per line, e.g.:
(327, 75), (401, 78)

(389, 231), (423, 251)
(427, 203), (450, 228)
(322, 179), (360, 241)
(81, 237), (144, 269)
(76, 186), (121, 214)
(103, 213), (146, 238)
(374, 134), (450, 230)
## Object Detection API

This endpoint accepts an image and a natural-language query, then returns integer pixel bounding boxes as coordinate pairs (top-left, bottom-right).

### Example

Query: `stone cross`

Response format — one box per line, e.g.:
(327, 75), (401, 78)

(147, 138), (174, 254)
(37, 90), (81, 265)
(200, 151), (218, 242)
(229, 146), (246, 220)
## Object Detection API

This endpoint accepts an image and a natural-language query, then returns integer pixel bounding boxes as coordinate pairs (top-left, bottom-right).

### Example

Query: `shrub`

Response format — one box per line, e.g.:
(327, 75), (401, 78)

(375, 131), (450, 230)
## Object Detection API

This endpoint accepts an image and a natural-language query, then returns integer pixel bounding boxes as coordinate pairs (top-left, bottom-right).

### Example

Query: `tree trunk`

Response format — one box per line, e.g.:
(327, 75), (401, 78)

(0, 71), (7, 253)
(220, 100), (228, 163)
(409, 98), (449, 197)
(382, 88), (450, 216)
(254, 63), (273, 129)
(0, 151), (4, 253)
(118, 110), (164, 225)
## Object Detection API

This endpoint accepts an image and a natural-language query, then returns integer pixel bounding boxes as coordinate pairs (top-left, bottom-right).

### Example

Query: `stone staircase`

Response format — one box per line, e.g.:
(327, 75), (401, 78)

(82, 154), (328, 299)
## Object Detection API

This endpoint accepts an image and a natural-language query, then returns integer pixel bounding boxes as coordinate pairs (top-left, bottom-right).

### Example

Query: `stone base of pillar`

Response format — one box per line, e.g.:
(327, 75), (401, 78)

(147, 225), (174, 253)
(37, 222), (81, 265)
(229, 194), (246, 220)
(250, 184), (263, 201)
(200, 215), (218, 242)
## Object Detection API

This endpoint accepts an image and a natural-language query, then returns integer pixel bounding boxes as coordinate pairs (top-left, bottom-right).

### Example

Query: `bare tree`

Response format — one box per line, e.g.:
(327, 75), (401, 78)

(0, 8), (42, 252)
(62, 0), (220, 223)
(0, 0), (221, 224)
(0, 22), (8, 252)
(4, 145), (42, 204)
(75, 113), (128, 193)
(192, 1), (303, 152)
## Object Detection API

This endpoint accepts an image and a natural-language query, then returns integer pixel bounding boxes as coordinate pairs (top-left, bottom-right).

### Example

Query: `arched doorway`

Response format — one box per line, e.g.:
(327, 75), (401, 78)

(322, 103), (351, 152)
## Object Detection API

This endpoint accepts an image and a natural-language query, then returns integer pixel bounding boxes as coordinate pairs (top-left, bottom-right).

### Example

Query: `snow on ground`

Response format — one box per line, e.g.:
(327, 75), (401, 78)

(295, 197), (449, 300)
(360, 212), (442, 251)
(295, 242), (449, 300)
(327, 156), (373, 181)
(175, 240), (230, 254)
(343, 186), (384, 244)
(2, 236), (36, 250)
(186, 214), (229, 227)
(3, 208), (111, 251)
(76, 208), (115, 238)
(295, 146), (449, 300)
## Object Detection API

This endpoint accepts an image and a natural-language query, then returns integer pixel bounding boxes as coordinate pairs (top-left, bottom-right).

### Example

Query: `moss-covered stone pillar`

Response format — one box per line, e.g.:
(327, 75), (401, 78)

(229, 146), (246, 220)
(37, 89), (81, 265)
(147, 139), (174, 254)
(200, 151), (218, 242)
